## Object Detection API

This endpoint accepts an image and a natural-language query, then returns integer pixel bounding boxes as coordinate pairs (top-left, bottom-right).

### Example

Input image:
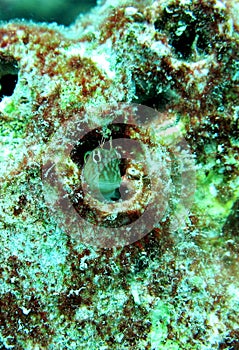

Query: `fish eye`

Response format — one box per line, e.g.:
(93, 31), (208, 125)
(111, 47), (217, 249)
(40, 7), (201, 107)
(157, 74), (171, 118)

(92, 149), (101, 163)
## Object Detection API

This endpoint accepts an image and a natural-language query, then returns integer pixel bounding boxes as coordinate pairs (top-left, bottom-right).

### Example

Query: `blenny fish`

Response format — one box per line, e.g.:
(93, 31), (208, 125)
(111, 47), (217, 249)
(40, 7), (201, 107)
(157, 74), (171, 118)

(82, 140), (122, 202)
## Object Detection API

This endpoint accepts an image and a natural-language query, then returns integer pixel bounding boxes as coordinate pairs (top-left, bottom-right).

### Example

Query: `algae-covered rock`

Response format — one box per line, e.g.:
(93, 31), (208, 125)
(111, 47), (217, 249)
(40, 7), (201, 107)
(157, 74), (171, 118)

(0, 0), (238, 348)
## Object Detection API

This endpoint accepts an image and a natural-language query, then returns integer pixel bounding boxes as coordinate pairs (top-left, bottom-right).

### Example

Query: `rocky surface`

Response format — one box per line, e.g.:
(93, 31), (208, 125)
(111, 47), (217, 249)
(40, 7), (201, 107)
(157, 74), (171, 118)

(0, 0), (238, 348)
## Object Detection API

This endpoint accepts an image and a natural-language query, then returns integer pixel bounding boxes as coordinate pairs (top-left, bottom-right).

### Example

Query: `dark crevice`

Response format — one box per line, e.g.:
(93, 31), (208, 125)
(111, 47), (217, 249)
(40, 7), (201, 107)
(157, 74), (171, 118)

(0, 57), (19, 102)
(154, 4), (222, 59)
(134, 85), (178, 111)
(170, 24), (196, 58)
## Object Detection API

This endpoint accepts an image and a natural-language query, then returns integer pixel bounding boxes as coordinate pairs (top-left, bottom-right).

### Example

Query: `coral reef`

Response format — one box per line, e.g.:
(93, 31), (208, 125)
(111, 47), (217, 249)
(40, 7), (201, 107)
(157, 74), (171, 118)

(0, 0), (238, 349)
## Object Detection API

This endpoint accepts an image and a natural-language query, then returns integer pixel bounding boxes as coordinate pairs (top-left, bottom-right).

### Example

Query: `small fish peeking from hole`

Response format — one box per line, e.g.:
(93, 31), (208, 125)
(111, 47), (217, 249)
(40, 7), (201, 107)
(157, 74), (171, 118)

(82, 138), (122, 202)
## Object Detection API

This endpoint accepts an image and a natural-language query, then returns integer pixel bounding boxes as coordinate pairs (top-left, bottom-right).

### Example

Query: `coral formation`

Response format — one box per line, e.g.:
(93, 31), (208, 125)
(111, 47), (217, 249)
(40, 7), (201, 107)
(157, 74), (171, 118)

(0, 0), (238, 348)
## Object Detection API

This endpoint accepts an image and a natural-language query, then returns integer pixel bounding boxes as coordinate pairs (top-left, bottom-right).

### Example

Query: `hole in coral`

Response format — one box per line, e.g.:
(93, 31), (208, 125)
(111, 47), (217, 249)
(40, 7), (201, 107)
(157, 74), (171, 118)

(0, 57), (19, 102)
(0, 74), (18, 100)
(155, 8), (195, 55)
(155, 5), (219, 59)
(154, 7), (198, 59)
(134, 85), (178, 112)
(69, 123), (150, 227)
(170, 24), (196, 58)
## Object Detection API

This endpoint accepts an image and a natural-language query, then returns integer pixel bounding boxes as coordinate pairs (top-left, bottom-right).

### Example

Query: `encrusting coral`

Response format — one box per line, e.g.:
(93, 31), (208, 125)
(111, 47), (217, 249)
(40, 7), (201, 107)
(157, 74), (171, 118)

(0, 0), (238, 348)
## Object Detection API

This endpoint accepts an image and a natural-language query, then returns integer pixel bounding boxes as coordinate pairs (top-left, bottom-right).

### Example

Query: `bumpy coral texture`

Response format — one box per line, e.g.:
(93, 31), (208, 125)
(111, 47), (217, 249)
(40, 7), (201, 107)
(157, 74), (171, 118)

(0, 0), (238, 349)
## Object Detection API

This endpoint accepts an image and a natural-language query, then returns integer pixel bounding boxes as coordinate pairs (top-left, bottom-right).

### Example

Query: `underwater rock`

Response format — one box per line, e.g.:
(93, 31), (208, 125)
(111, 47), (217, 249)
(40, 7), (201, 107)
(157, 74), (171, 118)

(0, 0), (238, 348)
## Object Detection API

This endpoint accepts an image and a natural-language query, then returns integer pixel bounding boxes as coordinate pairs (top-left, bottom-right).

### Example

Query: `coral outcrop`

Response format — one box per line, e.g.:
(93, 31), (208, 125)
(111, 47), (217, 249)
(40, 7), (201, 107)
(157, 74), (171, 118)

(0, 0), (238, 348)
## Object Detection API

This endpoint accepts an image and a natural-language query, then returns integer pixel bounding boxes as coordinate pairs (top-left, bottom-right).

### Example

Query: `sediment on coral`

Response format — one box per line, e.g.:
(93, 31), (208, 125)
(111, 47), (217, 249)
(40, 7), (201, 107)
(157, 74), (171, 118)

(0, 0), (238, 349)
